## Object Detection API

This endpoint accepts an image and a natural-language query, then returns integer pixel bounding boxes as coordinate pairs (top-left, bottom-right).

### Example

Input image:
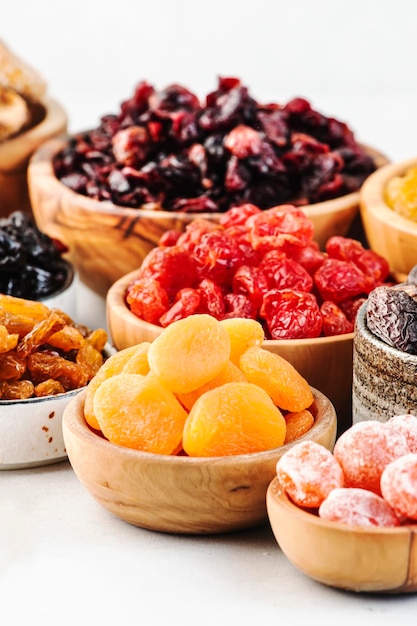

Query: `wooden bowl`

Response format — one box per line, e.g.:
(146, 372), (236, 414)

(28, 137), (388, 298)
(267, 477), (417, 593)
(62, 386), (336, 534)
(0, 97), (67, 217)
(106, 268), (354, 434)
(360, 157), (417, 278)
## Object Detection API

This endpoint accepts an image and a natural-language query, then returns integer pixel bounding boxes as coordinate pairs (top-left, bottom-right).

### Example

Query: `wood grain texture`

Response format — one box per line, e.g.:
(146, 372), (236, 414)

(28, 138), (389, 298)
(106, 268), (354, 433)
(62, 387), (336, 534)
(360, 157), (417, 277)
(267, 477), (417, 593)
(0, 97), (67, 216)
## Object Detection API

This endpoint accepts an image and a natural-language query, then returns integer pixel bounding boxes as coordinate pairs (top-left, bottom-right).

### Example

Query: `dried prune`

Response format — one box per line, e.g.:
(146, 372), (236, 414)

(53, 76), (376, 213)
(366, 284), (417, 354)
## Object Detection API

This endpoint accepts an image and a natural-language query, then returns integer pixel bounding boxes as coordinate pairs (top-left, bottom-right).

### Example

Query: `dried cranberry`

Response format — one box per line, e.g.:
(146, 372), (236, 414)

(314, 258), (370, 303)
(159, 288), (201, 327)
(126, 278), (169, 325)
(320, 301), (354, 336)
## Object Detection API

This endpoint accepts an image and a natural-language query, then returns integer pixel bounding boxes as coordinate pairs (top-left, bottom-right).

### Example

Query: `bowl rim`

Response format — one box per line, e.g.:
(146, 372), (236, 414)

(359, 156), (417, 235)
(267, 475), (417, 536)
(0, 96), (67, 170)
(64, 385), (336, 465)
(107, 266), (355, 347)
(29, 136), (389, 219)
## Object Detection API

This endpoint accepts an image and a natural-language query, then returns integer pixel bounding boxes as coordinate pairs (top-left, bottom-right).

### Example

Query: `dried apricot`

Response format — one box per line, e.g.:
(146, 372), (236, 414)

(147, 314), (231, 393)
(276, 440), (344, 508)
(182, 381), (286, 457)
(333, 420), (410, 495)
(176, 360), (246, 410)
(93, 374), (188, 454)
(239, 346), (313, 412)
(319, 487), (400, 527)
(380, 453), (417, 521)
(121, 342), (151, 375)
(284, 409), (314, 444)
(84, 345), (146, 430)
(219, 318), (265, 366)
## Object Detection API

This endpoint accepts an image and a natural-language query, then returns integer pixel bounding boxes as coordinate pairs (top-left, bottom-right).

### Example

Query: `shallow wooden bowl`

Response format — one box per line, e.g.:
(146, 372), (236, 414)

(28, 137), (388, 298)
(0, 97), (67, 217)
(360, 157), (417, 278)
(106, 269), (354, 433)
(62, 387), (336, 534)
(267, 477), (417, 593)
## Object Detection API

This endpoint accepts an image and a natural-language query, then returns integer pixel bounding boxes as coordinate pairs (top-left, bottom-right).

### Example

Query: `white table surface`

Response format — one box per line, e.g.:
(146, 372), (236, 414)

(3, 2), (417, 617)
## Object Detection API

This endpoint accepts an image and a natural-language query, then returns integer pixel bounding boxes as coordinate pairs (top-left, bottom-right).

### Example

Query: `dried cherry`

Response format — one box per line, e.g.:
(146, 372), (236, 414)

(53, 77), (376, 213)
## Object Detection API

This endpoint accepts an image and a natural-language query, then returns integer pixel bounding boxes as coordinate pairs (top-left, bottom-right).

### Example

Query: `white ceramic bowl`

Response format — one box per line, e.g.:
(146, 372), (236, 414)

(0, 343), (114, 471)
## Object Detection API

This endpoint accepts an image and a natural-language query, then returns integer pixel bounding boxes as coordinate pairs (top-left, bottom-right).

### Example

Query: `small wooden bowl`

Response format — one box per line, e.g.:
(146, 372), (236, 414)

(0, 97), (67, 217)
(360, 157), (417, 278)
(28, 137), (388, 298)
(106, 269), (354, 433)
(63, 387), (336, 534)
(267, 477), (417, 593)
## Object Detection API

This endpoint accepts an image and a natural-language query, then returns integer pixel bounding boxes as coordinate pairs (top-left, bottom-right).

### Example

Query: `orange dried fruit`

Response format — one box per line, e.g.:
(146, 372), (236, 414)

(48, 325), (85, 351)
(93, 373), (188, 454)
(177, 360), (246, 411)
(182, 381), (286, 457)
(147, 314), (231, 393)
(219, 317), (264, 366)
(121, 342), (151, 375)
(284, 409), (315, 444)
(239, 346), (313, 412)
(0, 324), (18, 353)
(84, 344), (145, 430)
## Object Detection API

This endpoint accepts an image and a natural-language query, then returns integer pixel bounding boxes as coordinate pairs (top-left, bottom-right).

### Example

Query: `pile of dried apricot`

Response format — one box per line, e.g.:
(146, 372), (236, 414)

(85, 314), (315, 456)
(384, 165), (417, 221)
(0, 294), (108, 400)
(276, 415), (417, 527)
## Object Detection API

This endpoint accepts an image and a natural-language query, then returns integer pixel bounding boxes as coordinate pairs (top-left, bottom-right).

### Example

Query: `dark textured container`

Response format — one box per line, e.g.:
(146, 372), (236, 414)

(352, 302), (417, 423)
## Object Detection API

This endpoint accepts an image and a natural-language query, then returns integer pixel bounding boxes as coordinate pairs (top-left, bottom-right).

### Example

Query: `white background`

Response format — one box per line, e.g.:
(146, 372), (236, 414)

(2, 0), (417, 163)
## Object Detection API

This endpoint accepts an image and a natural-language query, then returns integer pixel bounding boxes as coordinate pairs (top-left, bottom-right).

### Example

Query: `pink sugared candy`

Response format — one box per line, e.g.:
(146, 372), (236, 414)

(384, 414), (417, 453)
(318, 487), (400, 527)
(380, 453), (417, 521)
(276, 440), (344, 508)
(333, 420), (410, 495)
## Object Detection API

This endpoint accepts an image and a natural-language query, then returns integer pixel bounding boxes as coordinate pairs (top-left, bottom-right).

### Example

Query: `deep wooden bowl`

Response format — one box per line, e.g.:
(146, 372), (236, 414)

(106, 268), (354, 433)
(28, 137), (388, 298)
(62, 387), (336, 534)
(267, 477), (417, 593)
(0, 97), (67, 217)
(360, 157), (417, 278)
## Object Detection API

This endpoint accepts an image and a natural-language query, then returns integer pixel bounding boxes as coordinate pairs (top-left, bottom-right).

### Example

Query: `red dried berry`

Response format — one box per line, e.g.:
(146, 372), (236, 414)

(261, 289), (323, 339)
(126, 278), (169, 325)
(320, 300), (354, 336)
(314, 258), (370, 303)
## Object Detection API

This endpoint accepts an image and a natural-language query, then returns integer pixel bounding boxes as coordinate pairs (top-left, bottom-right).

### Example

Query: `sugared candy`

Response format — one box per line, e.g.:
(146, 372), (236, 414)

(276, 440), (344, 508)
(384, 414), (417, 453)
(333, 420), (410, 495)
(380, 453), (417, 521)
(318, 487), (400, 527)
